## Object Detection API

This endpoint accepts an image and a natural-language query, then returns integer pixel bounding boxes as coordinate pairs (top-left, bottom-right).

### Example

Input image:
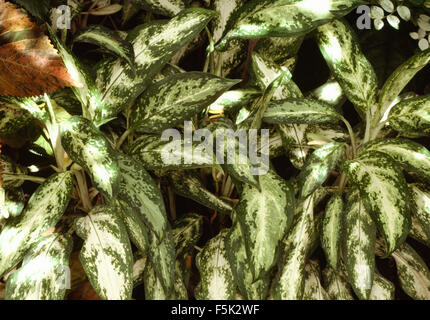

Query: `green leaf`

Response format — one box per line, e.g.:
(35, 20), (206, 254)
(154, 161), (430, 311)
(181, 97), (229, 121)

(128, 134), (220, 170)
(4, 188), (25, 218)
(117, 153), (168, 241)
(316, 19), (378, 116)
(173, 213), (203, 259)
(388, 94), (430, 137)
(5, 233), (73, 300)
(47, 25), (102, 121)
(74, 25), (136, 68)
(0, 172), (73, 277)
(272, 194), (316, 300)
(360, 138), (430, 182)
(0, 98), (36, 138)
(343, 151), (411, 255)
(393, 243), (430, 300)
(95, 8), (215, 123)
(130, 0), (185, 17)
(342, 189), (376, 300)
(369, 273), (395, 300)
(321, 194), (343, 269)
(409, 184), (430, 246)
(130, 72), (240, 133)
(255, 36), (304, 66)
(308, 80), (345, 108)
(61, 116), (120, 200)
(225, 222), (270, 300)
(216, 0), (363, 51)
(322, 266), (354, 300)
(235, 169), (295, 280)
(208, 88), (261, 115)
(15, 0), (50, 20)
(263, 98), (343, 125)
(132, 253), (147, 287)
(379, 49), (430, 121)
(298, 142), (345, 198)
(303, 260), (330, 300)
(143, 260), (171, 299)
(0, 155), (28, 188)
(195, 229), (235, 300)
(75, 205), (133, 300)
(169, 170), (233, 214)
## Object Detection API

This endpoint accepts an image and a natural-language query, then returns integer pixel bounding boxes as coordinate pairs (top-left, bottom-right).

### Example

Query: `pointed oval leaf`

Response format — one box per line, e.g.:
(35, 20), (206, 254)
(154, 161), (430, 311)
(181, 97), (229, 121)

(74, 25), (135, 68)
(388, 94), (430, 137)
(236, 169), (295, 280)
(263, 98), (343, 125)
(0, 171), (73, 277)
(298, 142), (345, 198)
(321, 194), (343, 269)
(0, 154), (28, 188)
(195, 229), (235, 300)
(117, 153), (168, 240)
(409, 184), (430, 246)
(343, 151), (411, 255)
(208, 88), (261, 115)
(5, 233), (73, 300)
(61, 116), (120, 200)
(130, 0), (185, 17)
(75, 205), (133, 300)
(143, 260), (171, 299)
(130, 72), (240, 133)
(0, 98), (35, 138)
(316, 19), (378, 116)
(173, 213), (204, 259)
(95, 8), (216, 123)
(393, 243), (430, 300)
(342, 189), (376, 300)
(360, 138), (430, 182)
(255, 36), (304, 66)
(303, 260), (330, 300)
(369, 273), (395, 300)
(322, 266), (354, 300)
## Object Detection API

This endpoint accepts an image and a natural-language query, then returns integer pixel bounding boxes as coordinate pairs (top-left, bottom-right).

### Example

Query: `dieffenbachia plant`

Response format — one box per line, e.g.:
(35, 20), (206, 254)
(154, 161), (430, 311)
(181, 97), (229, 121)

(1, 0), (430, 301)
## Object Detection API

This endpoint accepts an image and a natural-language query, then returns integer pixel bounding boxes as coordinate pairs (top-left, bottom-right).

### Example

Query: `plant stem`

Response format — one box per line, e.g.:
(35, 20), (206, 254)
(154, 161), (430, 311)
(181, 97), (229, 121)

(74, 169), (92, 212)
(2, 174), (45, 184)
(363, 110), (371, 145)
(44, 94), (65, 172)
(116, 129), (132, 150)
(168, 186), (176, 221)
(341, 116), (357, 158)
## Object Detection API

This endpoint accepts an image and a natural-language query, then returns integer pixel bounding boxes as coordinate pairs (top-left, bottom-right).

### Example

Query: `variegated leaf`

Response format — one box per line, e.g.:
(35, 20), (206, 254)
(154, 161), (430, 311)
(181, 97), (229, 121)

(208, 88), (261, 115)
(61, 116), (120, 201)
(74, 205), (133, 300)
(342, 189), (376, 300)
(128, 134), (220, 170)
(379, 49), (430, 122)
(308, 80), (345, 109)
(393, 243), (430, 300)
(96, 8), (215, 123)
(47, 25), (102, 121)
(173, 213), (203, 259)
(0, 98), (35, 138)
(409, 184), (430, 246)
(74, 25), (135, 68)
(117, 153), (168, 240)
(130, 72), (240, 133)
(195, 229), (235, 300)
(369, 273), (395, 300)
(272, 194), (316, 300)
(388, 95), (430, 138)
(5, 233), (72, 300)
(4, 188), (25, 218)
(225, 221), (270, 300)
(298, 142), (345, 198)
(0, 172), (73, 277)
(170, 171), (232, 214)
(306, 123), (348, 145)
(360, 138), (430, 182)
(132, 253), (147, 287)
(0, 155), (28, 188)
(236, 169), (295, 280)
(276, 122), (309, 169)
(322, 266), (354, 300)
(263, 98), (343, 125)
(303, 260), (330, 300)
(216, 0), (363, 51)
(130, 0), (185, 17)
(143, 260), (171, 299)
(316, 19), (378, 116)
(343, 151), (411, 255)
(255, 36), (303, 66)
(321, 194), (343, 269)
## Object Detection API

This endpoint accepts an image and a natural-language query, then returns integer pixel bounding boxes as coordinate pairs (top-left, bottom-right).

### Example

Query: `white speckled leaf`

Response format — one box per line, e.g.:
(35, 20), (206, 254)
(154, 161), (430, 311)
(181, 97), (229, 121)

(236, 169), (295, 281)
(131, 72), (240, 133)
(95, 8), (215, 123)
(342, 189), (376, 300)
(74, 205), (133, 300)
(5, 233), (73, 300)
(61, 116), (120, 200)
(0, 171), (73, 277)
(130, 0), (185, 17)
(316, 19), (378, 116)
(303, 260), (330, 300)
(195, 229), (235, 300)
(343, 151), (411, 255)
(209, 88), (261, 115)
(369, 273), (395, 300)
(321, 194), (343, 269)
(322, 266), (354, 300)
(409, 184), (430, 246)
(393, 243), (430, 300)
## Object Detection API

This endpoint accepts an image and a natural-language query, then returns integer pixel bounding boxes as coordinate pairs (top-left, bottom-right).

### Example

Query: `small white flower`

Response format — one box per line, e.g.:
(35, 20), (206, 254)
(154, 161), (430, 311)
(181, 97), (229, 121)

(410, 28), (430, 51)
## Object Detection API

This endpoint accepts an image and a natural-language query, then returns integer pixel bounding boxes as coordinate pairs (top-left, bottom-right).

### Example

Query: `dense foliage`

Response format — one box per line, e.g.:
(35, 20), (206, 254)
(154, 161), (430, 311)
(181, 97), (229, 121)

(1, 0), (430, 300)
